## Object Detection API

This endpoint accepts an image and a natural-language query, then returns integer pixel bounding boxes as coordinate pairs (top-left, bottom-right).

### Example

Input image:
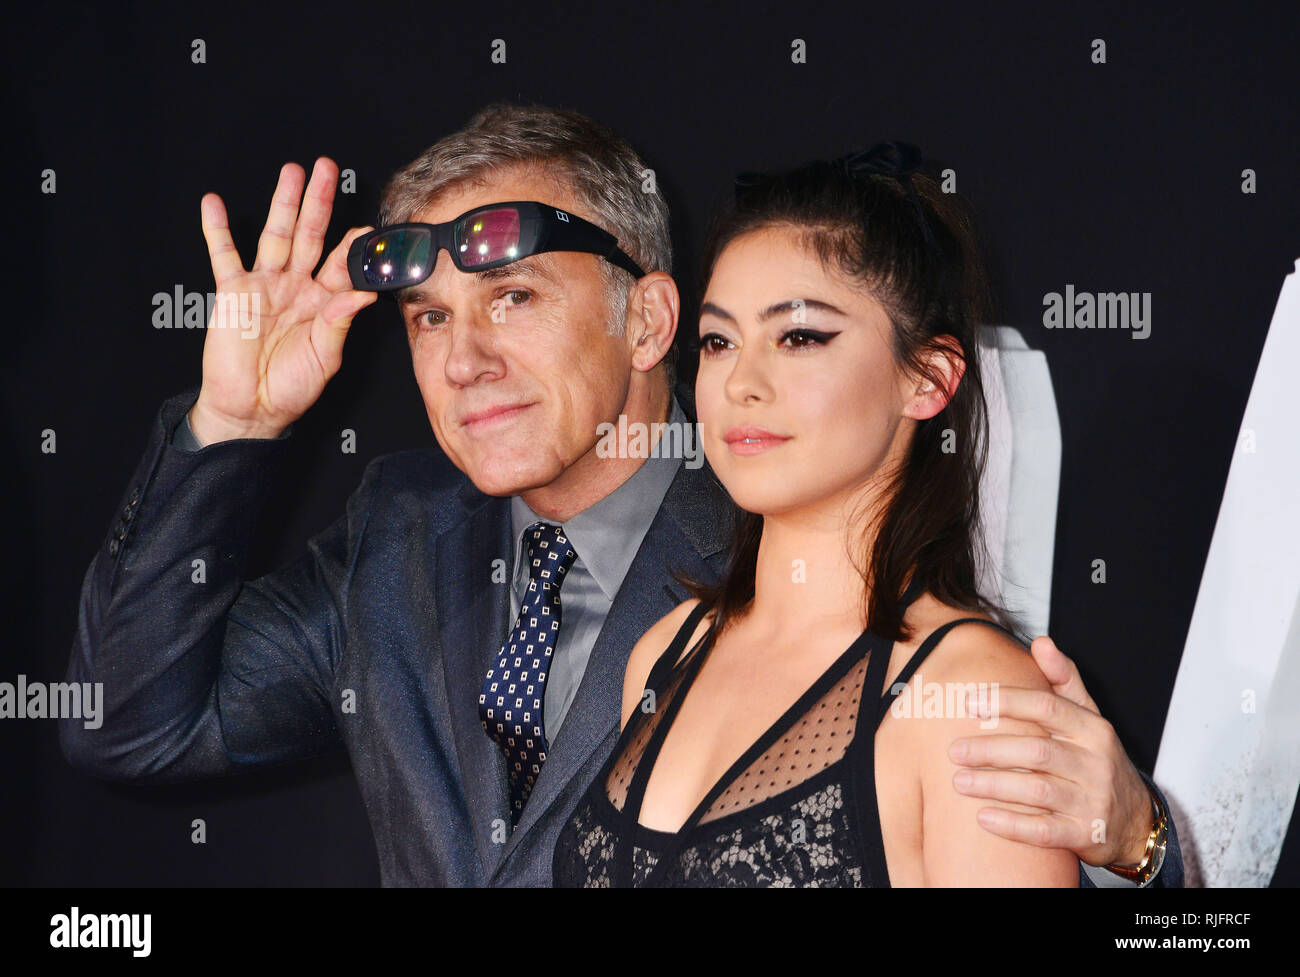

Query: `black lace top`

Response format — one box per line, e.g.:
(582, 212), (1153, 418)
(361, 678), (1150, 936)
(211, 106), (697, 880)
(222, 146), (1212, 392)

(553, 582), (1021, 887)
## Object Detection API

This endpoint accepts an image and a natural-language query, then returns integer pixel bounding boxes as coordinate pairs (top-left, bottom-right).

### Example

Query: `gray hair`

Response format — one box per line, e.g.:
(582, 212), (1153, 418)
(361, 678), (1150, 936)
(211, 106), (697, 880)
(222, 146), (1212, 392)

(379, 102), (675, 391)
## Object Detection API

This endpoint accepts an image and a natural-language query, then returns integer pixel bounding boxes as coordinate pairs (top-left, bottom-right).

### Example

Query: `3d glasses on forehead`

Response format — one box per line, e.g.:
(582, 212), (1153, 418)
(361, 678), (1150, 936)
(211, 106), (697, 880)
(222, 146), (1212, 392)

(347, 200), (647, 293)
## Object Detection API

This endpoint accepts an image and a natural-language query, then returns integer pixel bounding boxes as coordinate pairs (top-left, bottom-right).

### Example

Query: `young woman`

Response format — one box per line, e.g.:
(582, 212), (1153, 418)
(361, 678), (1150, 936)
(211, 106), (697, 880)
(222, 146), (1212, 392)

(553, 143), (1078, 887)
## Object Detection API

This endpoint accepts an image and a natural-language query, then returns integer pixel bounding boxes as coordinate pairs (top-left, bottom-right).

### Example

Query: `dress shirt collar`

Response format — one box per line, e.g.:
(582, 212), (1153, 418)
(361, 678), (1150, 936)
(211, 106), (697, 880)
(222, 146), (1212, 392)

(510, 396), (689, 600)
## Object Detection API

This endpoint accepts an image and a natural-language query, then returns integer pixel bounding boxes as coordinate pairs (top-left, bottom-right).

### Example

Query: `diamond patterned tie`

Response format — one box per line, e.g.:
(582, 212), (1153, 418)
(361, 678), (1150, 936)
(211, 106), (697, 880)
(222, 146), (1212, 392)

(479, 521), (579, 826)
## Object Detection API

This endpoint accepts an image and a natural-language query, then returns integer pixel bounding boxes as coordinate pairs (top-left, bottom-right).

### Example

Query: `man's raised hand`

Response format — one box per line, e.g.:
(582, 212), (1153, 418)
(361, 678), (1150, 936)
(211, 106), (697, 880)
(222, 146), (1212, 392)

(189, 157), (378, 446)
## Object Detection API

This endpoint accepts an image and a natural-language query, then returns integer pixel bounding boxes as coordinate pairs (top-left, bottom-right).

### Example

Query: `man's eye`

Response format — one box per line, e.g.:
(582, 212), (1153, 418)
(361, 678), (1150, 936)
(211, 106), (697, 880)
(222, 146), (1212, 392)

(699, 332), (732, 355)
(488, 291), (532, 320)
(416, 310), (447, 328)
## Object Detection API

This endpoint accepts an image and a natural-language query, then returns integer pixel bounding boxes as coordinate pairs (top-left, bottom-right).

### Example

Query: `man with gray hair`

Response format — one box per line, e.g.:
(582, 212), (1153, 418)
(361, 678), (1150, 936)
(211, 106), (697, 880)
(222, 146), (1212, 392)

(61, 102), (1182, 887)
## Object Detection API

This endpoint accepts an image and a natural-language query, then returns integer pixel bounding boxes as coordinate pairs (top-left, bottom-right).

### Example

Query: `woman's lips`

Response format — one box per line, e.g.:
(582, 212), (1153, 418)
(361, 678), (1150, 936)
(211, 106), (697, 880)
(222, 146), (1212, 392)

(726, 435), (789, 455)
(723, 429), (791, 455)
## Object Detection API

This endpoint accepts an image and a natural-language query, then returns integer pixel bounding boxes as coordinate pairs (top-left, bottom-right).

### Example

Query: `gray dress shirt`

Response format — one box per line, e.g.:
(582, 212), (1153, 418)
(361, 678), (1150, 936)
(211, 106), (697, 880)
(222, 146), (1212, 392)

(505, 399), (686, 736)
(171, 398), (688, 740)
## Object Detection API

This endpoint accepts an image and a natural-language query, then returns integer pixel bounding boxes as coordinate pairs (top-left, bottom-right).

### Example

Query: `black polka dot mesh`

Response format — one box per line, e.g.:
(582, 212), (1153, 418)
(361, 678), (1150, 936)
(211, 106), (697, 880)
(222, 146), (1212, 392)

(605, 652), (866, 826)
(553, 579), (1020, 887)
(558, 601), (881, 887)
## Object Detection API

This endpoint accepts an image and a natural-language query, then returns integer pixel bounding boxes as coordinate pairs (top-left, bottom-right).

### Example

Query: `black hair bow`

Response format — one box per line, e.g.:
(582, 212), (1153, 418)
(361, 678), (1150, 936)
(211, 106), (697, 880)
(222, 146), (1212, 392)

(842, 141), (939, 253)
(838, 140), (924, 179)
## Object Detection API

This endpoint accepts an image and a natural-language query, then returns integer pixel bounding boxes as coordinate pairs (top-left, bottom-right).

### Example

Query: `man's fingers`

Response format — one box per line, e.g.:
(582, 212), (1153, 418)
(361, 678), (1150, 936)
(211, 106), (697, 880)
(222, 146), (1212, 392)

(948, 731), (1090, 782)
(200, 193), (246, 287)
(252, 162), (306, 272)
(952, 766), (1084, 815)
(1030, 636), (1100, 714)
(967, 685), (1092, 738)
(967, 806), (1077, 850)
(287, 157), (339, 275)
(315, 225), (374, 293)
(310, 289), (379, 377)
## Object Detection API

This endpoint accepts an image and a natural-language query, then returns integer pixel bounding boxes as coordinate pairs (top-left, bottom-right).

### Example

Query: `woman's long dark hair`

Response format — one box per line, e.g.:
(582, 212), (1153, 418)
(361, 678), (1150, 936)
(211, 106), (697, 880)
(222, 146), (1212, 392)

(676, 150), (1016, 644)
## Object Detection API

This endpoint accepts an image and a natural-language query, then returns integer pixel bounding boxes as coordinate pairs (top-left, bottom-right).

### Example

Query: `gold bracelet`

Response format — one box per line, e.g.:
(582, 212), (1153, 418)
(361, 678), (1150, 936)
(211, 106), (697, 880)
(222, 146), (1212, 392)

(1105, 788), (1169, 885)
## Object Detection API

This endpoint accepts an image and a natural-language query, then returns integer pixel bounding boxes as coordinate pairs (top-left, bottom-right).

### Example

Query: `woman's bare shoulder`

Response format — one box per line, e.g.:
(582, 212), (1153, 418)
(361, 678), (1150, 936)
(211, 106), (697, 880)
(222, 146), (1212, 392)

(923, 619), (1038, 693)
(882, 595), (1077, 885)
(892, 594), (1037, 690)
(620, 598), (713, 728)
(639, 597), (711, 663)
(882, 593), (1053, 767)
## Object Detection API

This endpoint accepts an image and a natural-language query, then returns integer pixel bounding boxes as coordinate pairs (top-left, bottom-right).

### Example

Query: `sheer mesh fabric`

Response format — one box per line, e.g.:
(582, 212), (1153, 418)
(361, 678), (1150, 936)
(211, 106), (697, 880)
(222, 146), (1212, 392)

(551, 584), (1011, 887)
(604, 642), (868, 823)
(603, 643), (698, 811)
(557, 609), (881, 887)
(697, 655), (867, 823)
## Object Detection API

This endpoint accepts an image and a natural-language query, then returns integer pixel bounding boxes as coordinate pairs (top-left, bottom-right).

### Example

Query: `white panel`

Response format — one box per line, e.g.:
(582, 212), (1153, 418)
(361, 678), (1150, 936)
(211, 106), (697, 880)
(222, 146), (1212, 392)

(1155, 259), (1300, 887)
(976, 326), (1062, 640)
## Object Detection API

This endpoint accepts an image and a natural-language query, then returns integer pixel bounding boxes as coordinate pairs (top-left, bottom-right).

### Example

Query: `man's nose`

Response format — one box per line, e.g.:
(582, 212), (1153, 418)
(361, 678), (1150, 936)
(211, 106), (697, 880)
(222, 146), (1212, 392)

(423, 257), (504, 386)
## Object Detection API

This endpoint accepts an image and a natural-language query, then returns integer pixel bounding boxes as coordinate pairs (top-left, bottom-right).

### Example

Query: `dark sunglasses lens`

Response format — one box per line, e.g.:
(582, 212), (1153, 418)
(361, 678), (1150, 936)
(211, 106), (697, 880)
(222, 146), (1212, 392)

(360, 227), (433, 287)
(457, 207), (522, 267)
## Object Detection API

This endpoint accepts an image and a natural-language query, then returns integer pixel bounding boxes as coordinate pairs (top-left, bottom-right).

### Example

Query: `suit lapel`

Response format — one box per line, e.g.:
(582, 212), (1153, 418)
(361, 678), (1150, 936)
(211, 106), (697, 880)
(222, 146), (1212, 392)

(435, 482), (514, 873)
(491, 458), (733, 876)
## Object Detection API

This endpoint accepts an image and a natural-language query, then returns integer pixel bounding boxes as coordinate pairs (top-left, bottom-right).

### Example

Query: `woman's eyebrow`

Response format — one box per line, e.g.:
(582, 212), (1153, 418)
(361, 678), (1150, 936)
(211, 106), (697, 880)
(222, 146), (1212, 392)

(700, 297), (848, 322)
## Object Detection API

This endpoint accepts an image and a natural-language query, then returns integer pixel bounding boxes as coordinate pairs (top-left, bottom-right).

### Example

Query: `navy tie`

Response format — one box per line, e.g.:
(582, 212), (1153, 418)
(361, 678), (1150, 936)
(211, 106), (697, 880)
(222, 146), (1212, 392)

(479, 521), (579, 826)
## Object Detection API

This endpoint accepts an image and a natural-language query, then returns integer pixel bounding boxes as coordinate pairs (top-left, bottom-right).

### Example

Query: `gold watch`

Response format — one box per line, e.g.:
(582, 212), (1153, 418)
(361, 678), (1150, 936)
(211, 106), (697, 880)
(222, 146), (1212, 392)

(1105, 788), (1169, 885)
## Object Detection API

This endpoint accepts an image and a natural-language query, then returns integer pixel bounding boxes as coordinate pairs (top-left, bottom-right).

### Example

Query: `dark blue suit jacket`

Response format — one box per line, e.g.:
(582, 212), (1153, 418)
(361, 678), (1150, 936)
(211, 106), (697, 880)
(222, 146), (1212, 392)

(60, 387), (1182, 887)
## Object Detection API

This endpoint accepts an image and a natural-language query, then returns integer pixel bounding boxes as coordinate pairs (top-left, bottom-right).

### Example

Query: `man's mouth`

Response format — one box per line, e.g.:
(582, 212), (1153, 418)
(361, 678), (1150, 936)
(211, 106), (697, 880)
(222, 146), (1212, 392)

(460, 402), (535, 430)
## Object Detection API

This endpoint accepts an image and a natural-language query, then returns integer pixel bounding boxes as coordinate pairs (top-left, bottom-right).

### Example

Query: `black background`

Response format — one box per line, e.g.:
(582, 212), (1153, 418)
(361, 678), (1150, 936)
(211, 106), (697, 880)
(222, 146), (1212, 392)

(2, 0), (1297, 885)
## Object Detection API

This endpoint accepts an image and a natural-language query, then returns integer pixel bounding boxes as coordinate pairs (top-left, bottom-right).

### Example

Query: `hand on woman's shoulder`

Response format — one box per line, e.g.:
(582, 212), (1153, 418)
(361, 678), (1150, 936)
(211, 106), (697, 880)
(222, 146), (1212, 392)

(620, 598), (708, 730)
(894, 601), (1078, 886)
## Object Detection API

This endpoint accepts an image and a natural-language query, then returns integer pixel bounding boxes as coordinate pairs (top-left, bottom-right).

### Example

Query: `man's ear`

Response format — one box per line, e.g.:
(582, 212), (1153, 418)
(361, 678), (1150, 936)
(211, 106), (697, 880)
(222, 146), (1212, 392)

(627, 272), (680, 374)
(902, 334), (967, 421)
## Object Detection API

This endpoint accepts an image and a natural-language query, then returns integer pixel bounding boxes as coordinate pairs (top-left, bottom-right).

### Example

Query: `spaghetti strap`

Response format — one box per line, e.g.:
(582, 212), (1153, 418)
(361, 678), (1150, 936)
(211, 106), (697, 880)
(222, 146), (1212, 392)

(876, 617), (1023, 727)
(898, 574), (925, 615)
(643, 600), (711, 698)
(553, 579), (1034, 887)
(647, 580), (918, 697)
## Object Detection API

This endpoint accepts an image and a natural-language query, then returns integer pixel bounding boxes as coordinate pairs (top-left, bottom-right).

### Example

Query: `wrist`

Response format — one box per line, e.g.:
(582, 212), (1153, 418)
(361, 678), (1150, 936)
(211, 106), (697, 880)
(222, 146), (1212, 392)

(1105, 787), (1169, 885)
(1120, 792), (1157, 865)
(189, 400), (287, 446)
